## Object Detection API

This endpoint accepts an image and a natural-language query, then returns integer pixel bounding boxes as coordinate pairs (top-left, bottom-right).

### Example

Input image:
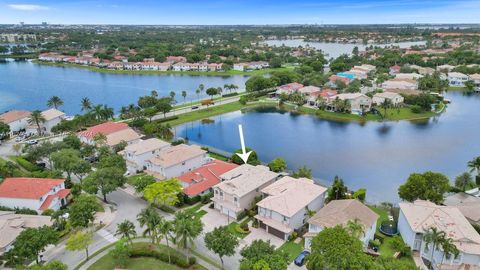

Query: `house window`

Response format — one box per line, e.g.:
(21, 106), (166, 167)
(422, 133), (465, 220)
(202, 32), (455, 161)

(182, 162), (186, 166)
(220, 191), (223, 196)
(256, 188), (259, 192)
(215, 190), (218, 194)
(234, 197), (238, 202)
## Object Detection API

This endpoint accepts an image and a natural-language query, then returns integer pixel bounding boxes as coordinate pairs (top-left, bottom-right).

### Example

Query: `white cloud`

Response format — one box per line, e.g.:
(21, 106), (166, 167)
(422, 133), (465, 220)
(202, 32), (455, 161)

(8, 4), (49, 11)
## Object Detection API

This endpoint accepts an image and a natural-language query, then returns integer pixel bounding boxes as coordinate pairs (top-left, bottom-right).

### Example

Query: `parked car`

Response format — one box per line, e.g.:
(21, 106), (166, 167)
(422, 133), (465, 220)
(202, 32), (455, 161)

(191, 105), (199, 110)
(15, 136), (23, 142)
(26, 139), (38, 145)
(294, 250), (310, 266)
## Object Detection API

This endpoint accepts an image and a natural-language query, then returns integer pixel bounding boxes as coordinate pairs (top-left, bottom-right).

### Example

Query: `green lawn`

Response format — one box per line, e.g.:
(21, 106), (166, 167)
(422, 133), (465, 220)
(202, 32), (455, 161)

(277, 239), (305, 261)
(208, 152), (229, 161)
(375, 107), (436, 121)
(185, 203), (208, 219)
(88, 256), (181, 270)
(159, 101), (277, 126)
(126, 173), (147, 186)
(88, 242), (207, 270)
(226, 222), (250, 239)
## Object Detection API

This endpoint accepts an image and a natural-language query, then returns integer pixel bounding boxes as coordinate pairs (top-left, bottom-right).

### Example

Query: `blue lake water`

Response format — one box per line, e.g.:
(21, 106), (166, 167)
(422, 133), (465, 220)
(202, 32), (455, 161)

(0, 61), (249, 115)
(176, 91), (480, 203)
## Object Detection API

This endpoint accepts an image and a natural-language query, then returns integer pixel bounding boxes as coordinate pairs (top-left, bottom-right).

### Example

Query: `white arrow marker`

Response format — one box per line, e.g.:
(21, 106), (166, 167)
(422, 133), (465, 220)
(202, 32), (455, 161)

(236, 124), (252, 164)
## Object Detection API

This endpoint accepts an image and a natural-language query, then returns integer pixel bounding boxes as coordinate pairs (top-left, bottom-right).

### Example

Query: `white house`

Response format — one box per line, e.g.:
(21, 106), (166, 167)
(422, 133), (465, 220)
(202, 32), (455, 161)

(448, 72), (470, 87)
(395, 73), (424, 80)
(212, 165), (280, 219)
(0, 110), (31, 135)
(381, 79), (418, 91)
(145, 144), (208, 179)
(0, 211), (53, 255)
(305, 199), (379, 250)
(255, 177), (327, 240)
(0, 177), (70, 213)
(437, 64), (456, 72)
(444, 193), (480, 225)
(398, 200), (480, 270)
(470, 74), (480, 90)
(372, 92), (405, 106)
(329, 93), (372, 115)
(120, 138), (171, 173)
(26, 108), (65, 135)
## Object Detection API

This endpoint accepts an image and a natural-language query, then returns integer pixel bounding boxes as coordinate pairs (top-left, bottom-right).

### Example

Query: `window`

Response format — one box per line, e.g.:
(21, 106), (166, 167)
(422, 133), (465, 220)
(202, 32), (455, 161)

(220, 191), (223, 196)
(234, 197), (238, 202)
(256, 188), (259, 192)
(424, 243), (429, 254)
(182, 162), (186, 166)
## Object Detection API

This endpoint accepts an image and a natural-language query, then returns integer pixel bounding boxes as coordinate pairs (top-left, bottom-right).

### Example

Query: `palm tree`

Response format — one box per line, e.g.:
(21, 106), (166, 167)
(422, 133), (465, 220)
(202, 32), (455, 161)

(115, 220), (136, 244)
(181, 90), (187, 105)
(47, 96), (64, 109)
(28, 110), (46, 135)
(169, 91), (176, 103)
(380, 98), (393, 119)
(423, 227), (447, 270)
(224, 84), (231, 93)
(80, 97), (92, 112)
(151, 90), (158, 98)
(455, 172), (473, 191)
(230, 84), (239, 93)
(91, 105), (104, 121)
(102, 105), (114, 120)
(439, 237), (459, 267)
(198, 83), (205, 95)
(157, 219), (174, 263)
(196, 89), (201, 102)
(137, 206), (162, 243)
(173, 210), (203, 255)
(346, 218), (364, 239)
(468, 157), (480, 176)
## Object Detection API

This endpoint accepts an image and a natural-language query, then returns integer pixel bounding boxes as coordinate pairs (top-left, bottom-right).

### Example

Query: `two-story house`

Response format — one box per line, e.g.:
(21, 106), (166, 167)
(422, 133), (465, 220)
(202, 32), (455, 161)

(26, 108), (65, 135)
(398, 200), (480, 270)
(255, 177), (327, 241)
(305, 199), (378, 249)
(78, 122), (141, 147)
(0, 110), (31, 135)
(448, 72), (470, 87)
(145, 144), (208, 179)
(212, 165), (280, 219)
(0, 177), (70, 214)
(119, 138), (171, 174)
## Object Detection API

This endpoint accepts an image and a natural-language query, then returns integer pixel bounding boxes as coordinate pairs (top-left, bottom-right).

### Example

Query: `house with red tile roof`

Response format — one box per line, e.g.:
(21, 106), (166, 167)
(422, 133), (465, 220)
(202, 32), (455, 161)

(178, 160), (238, 197)
(0, 178), (70, 213)
(275, 82), (304, 95)
(78, 121), (141, 147)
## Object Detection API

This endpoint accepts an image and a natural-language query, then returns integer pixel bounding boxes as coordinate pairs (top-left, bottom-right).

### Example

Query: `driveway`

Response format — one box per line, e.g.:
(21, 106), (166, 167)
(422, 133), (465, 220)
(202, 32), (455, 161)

(200, 204), (233, 232)
(241, 226), (285, 249)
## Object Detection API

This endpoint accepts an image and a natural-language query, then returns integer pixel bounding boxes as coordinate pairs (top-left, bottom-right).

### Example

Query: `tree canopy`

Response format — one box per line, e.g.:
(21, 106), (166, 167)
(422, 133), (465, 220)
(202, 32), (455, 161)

(398, 171), (450, 204)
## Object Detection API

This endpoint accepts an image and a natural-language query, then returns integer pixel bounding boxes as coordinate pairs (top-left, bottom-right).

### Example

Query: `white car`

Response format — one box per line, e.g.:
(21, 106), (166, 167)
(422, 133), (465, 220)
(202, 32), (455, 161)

(26, 139), (38, 145)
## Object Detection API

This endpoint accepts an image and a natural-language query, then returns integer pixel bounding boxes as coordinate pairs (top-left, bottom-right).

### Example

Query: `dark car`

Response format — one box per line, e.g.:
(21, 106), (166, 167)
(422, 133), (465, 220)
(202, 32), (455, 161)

(191, 105), (199, 110)
(294, 250), (310, 266)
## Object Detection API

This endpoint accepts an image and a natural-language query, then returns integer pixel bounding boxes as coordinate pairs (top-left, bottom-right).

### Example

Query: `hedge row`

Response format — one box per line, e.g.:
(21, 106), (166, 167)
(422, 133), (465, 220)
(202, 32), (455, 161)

(129, 244), (195, 268)
(13, 156), (40, 172)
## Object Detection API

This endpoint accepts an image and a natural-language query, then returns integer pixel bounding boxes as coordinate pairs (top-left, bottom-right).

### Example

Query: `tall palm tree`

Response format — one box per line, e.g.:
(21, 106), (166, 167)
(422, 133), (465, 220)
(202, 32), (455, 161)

(169, 91), (176, 103)
(380, 98), (393, 119)
(173, 210), (203, 255)
(151, 90), (158, 98)
(198, 84), (205, 95)
(455, 172), (473, 191)
(47, 96), (64, 109)
(224, 84), (231, 93)
(346, 218), (364, 239)
(468, 157), (480, 176)
(157, 219), (174, 263)
(137, 206), (162, 243)
(423, 227), (447, 270)
(80, 97), (92, 112)
(28, 110), (46, 135)
(439, 237), (459, 267)
(115, 220), (136, 244)
(102, 105), (114, 120)
(91, 105), (104, 121)
(181, 91), (187, 105)
(196, 89), (201, 102)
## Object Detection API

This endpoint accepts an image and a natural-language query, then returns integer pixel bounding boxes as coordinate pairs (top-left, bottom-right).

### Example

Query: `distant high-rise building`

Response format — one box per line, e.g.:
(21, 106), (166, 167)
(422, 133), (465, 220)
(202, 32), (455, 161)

(42, 22), (48, 26)
(19, 22), (24, 26)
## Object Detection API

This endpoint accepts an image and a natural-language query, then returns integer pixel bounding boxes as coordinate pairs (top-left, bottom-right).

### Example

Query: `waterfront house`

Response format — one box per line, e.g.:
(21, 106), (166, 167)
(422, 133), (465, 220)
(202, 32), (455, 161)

(398, 200), (480, 270)
(0, 177), (70, 214)
(448, 72), (470, 87)
(0, 211), (53, 255)
(409, 65), (435, 75)
(307, 88), (337, 106)
(470, 74), (480, 90)
(372, 92), (405, 106)
(255, 176), (327, 240)
(145, 144), (208, 180)
(304, 199), (378, 249)
(444, 193), (480, 225)
(26, 108), (65, 135)
(0, 110), (31, 135)
(212, 164), (280, 219)
(327, 75), (351, 88)
(78, 122), (140, 147)
(178, 160), (239, 197)
(329, 93), (372, 115)
(275, 82), (304, 95)
(120, 138), (170, 173)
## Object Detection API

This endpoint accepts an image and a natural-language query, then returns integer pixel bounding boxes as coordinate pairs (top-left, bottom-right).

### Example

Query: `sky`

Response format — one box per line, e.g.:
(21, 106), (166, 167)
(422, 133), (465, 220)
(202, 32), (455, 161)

(1, 0), (480, 25)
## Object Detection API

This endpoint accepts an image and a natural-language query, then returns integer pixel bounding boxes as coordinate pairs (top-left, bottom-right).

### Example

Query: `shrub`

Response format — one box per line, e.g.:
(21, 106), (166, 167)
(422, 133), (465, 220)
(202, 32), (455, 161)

(237, 210), (247, 221)
(154, 115), (179, 123)
(209, 203), (214, 209)
(188, 256), (196, 266)
(129, 118), (148, 128)
(288, 231), (298, 242)
(158, 204), (175, 214)
(222, 92), (238, 98)
(42, 209), (55, 216)
(369, 239), (381, 248)
(201, 193), (212, 204)
(14, 207), (38, 215)
(129, 244), (190, 268)
(410, 105), (423, 114)
(14, 156), (40, 171)
(235, 224), (249, 234)
(240, 222), (249, 231)
(374, 232), (386, 243)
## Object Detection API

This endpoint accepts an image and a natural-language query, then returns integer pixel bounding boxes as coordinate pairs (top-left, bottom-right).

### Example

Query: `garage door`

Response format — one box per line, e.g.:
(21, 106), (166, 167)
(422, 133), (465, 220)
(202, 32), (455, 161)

(267, 226), (285, 239)
(259, 221), (266, 230)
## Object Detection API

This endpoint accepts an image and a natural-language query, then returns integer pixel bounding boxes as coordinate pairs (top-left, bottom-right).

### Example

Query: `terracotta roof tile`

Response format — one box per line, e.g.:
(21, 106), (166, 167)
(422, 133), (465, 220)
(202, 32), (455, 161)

(0, 178), (65, 199)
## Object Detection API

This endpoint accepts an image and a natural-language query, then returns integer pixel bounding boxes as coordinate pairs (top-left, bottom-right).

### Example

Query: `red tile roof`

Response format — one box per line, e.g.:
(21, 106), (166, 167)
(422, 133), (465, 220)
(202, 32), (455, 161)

(329, 75), (350, 83)
(56, 189), (71, 199)
(319, 89), (338, 98)
(0, 178), (64, 199)
(78, 122), (129, 139)
(39, 195), (55, 210)
(178, 160), (238, 197)
(278, 82), (304, 92)
(0, 110), (31, 124)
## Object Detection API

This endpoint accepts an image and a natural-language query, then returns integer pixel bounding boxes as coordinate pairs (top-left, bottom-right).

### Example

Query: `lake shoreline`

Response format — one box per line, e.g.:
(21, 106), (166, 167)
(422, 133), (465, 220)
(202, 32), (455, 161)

(32, 60), (291, 76)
